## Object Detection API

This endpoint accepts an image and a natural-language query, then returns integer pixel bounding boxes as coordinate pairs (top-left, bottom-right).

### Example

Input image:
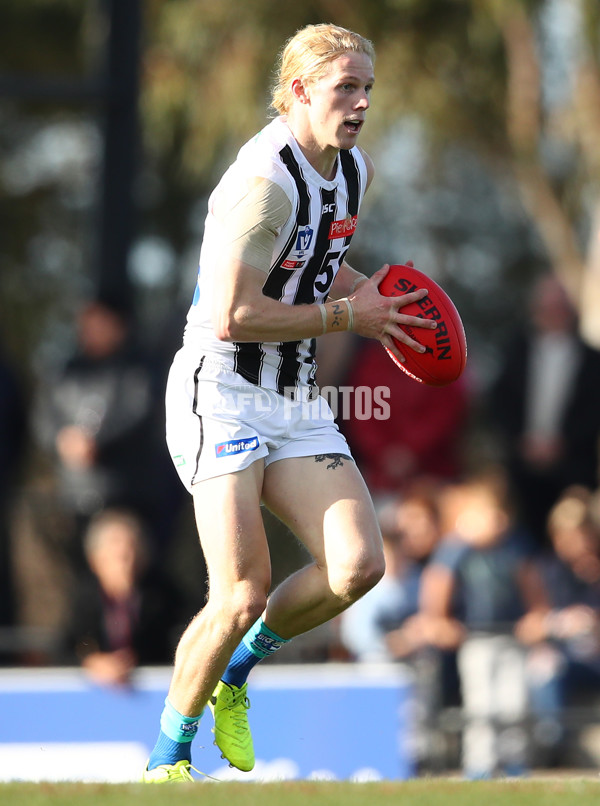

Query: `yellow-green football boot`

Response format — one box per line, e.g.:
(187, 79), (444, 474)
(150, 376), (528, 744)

(208, 680), (255, 771)
(142, 759), (195, 783)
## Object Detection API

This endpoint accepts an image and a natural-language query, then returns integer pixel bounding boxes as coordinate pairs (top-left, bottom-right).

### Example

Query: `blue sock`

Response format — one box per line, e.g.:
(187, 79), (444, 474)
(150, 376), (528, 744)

(147, 698), (202, 770)
(222, 618), (290, 688)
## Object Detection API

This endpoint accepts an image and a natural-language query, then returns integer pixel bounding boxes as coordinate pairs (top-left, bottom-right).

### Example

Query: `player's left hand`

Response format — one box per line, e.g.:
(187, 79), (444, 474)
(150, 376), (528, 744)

(349, 263), (437, 362)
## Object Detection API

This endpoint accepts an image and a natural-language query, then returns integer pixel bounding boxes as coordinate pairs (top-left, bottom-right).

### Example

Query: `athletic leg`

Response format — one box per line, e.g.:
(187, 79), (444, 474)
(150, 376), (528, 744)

(207, 453), (384, 773)
(261, 453), (385, 639)
(145, 460), (270, 775)
(171, 461), (270, 713)
(219, 452), (384, 687)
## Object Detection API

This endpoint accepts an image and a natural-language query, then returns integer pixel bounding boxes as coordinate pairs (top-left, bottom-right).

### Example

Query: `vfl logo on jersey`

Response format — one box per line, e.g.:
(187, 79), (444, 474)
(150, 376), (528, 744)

(215, 436), (259, 458)
(328, 215), (358, 240)
(295, 226), (313, 254)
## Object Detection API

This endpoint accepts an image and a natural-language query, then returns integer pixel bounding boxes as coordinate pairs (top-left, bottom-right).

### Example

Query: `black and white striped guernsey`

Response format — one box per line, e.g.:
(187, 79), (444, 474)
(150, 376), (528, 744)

(183, 116), (368, 400)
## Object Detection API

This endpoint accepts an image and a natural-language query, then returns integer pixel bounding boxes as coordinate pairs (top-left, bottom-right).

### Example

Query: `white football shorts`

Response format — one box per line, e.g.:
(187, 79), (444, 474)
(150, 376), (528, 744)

(165, 348), (353, 491)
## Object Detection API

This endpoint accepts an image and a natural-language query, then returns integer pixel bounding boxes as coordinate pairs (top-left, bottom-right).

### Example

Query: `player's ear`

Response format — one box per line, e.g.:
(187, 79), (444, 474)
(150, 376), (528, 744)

(291, 78), (310, 104)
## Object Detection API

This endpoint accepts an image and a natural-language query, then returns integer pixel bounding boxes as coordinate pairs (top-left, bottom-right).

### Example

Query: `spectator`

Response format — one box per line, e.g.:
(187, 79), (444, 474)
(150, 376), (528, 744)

(339, 482), (443, 662)
(520, 486), (600, 765)
(341, 337), (471, 504)
(56, 508), (187, 687)
(488, 273), (600, 552)
(33, 296), (173, 566)
(0, 341), (27, 647)
(339, 483), (454, 771)
(417, 468), (549, 778)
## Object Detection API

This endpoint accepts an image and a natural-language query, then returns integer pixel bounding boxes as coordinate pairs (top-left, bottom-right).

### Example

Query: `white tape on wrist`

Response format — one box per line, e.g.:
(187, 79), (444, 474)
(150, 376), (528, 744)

(348, 275), (367, 295)
(318, 303), (328, 334)
(341, 298), (354, 331)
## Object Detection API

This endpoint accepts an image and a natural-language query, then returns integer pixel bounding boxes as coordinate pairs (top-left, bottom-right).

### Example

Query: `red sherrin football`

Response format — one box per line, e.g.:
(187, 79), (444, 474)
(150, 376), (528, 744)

(378, 264), (467, 387)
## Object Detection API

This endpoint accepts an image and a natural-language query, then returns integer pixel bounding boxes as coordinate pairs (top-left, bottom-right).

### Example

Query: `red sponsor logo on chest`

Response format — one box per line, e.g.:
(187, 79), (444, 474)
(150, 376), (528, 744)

(328, 215), (358, 239)
(282, 259), (305, 269)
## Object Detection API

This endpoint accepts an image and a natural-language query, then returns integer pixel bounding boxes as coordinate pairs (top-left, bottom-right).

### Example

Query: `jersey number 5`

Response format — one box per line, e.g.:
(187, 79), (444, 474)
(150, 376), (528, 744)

(314, 248), (349, 296)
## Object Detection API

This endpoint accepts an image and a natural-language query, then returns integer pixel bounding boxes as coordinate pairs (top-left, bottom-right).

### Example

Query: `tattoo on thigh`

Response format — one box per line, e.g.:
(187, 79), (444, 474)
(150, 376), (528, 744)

(315, 453), (352, 470)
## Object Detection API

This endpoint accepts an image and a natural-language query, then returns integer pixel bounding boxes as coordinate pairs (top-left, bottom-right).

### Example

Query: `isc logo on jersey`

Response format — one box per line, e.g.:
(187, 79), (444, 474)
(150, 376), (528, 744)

(215, 437), (260, 458)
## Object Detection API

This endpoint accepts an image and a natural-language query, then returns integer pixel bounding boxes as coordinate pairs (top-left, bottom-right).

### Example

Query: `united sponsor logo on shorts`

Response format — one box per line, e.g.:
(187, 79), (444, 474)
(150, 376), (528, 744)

(215, 436), (260, 458)
(328, 215), (357, 239)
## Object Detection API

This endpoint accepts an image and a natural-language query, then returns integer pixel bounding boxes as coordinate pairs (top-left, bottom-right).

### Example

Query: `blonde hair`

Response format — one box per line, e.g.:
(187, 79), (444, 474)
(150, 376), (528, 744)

(270, 23), (375, 115)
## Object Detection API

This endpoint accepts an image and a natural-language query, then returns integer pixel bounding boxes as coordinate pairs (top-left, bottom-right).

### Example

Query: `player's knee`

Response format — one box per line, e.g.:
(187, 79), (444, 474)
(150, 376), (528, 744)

(331, 552), (385, 604)
(352, 556), (385, 599)
(225, 581), (268, 635)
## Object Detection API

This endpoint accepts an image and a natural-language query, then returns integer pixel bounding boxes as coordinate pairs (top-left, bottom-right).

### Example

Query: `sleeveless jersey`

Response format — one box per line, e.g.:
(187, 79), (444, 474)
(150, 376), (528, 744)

(184, 116), (368, 400)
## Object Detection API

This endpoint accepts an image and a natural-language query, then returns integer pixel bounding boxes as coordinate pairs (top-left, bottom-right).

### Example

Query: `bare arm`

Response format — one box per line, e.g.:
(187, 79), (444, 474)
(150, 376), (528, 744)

(329, 260), (368, 299)
(213, 258), (435, 358)
(211, 157), (435, 357)
(417, 564), (466, 650)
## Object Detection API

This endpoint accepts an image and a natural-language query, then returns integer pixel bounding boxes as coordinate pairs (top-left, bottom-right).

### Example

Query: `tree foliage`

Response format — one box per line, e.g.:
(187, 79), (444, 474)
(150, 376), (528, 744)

(139, 0), (600, 339)
(140, 0), (514, 183)
(2, 0), (600, 380)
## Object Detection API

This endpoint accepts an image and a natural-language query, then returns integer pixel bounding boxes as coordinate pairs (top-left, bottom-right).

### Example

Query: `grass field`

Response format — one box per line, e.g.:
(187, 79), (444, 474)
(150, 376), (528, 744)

(1, 778), (599, 806)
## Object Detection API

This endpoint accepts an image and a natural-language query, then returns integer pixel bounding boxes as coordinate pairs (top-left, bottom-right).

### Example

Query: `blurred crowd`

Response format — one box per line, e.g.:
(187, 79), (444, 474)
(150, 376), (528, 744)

(1, 271), (600, 775)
